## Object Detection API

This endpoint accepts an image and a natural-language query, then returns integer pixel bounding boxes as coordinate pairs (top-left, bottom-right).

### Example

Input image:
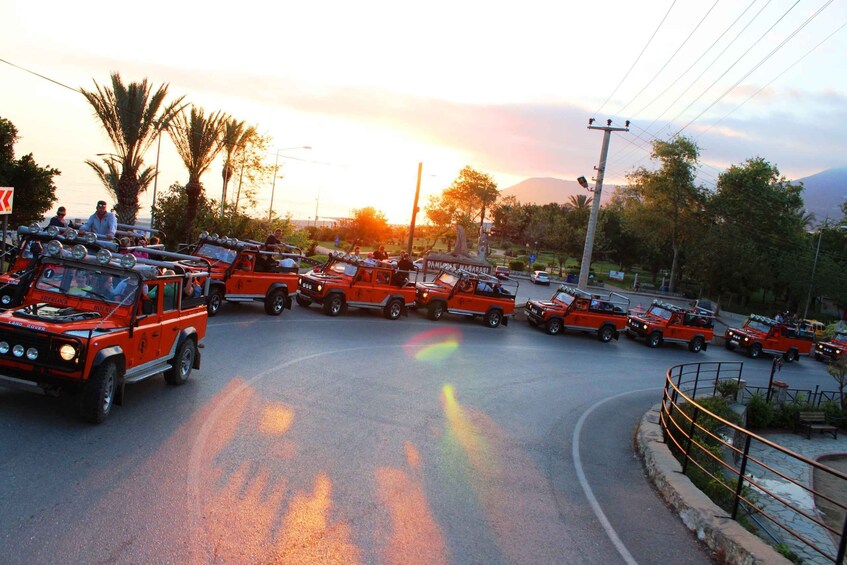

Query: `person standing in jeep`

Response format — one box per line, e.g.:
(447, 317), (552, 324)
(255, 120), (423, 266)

(265, 228), (283, 251)
(79, 200), (117, 239)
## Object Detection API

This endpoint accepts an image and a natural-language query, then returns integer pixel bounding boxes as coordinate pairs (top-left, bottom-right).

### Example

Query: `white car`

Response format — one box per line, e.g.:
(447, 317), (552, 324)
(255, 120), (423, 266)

(531, 270), (551, 285)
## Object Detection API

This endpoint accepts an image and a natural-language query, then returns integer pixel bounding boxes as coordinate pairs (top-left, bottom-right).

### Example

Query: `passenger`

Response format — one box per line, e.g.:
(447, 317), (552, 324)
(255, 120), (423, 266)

(68, 271), (93, 296)
(79, 200), (117, 240)
(132, 237), (149, 259)
(265, 228), (283, 251)
(183, 277), (202, 298)
(396, 252), (415, 273)
(279, 257), (297, 272)
(373, 245), (389, 260)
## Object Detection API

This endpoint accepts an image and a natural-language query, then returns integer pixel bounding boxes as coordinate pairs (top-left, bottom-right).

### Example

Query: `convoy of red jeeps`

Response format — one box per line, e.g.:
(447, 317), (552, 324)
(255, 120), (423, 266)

(1, 223), (843, 423)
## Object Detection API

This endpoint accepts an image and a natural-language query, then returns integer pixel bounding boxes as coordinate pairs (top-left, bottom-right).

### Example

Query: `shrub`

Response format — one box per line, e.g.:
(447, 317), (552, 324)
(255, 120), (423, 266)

(509, 260), (525, 272)
(746, 393), (773, 428)
(715, 379), (740, 399)
(771, 402), (811, 430)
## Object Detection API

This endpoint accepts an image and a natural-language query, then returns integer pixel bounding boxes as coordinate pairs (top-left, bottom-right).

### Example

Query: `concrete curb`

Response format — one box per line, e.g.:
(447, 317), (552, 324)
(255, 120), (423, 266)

(636, 404), (791, 565)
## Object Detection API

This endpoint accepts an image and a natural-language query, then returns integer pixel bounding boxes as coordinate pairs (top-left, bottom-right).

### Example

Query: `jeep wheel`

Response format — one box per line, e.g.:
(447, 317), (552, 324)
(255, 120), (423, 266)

(324, 294), (344, 316)
(646, 332), (662, 348)
(689, 336), (704, 353)
(428, 302), (445, 321)
(384, 298), (404, 320)
(264, 289), (287, 316)
(296, 294), (312, 308)
(783, 349), (798, 363)
(724, 341), (735, 350)
(545, 318), (562, 335)
(598, 325), (615, 343)
(816, 353), (824, 362)
(165, 339), (196, 385)
(80, 360), (118, 424)
(748, 343), (762, 359)
(207, 288), (224, 317)
(484, 309), (503, 328)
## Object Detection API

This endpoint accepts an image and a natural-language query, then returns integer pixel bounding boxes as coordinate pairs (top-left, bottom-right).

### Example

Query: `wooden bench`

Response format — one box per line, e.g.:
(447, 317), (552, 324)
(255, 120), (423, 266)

(795, 411), (838, 439)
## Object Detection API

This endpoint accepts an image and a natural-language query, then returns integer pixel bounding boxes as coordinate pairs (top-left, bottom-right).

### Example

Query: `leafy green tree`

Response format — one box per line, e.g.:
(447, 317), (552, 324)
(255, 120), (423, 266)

(425, 166), (498, 244)
(169, 106), (228, 242)
(338, 207), (391, 246)
(81, 73), (184, 223)
(625, 136), (705, 292)
(219, 119), (257, 216)
(565, 194), (592, 211)
(0, 117), (60, 225)
(491, 195), (530, 245)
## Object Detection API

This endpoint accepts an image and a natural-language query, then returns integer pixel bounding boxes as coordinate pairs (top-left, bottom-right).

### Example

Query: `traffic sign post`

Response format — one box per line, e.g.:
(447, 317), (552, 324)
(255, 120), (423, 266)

(0, 187), (13, 263)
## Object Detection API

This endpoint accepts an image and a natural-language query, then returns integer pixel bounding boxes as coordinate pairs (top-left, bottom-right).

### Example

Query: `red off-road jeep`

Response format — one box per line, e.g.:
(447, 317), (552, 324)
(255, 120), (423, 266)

(815, 331), (847, 362)
(0, 239), (209, 423)
(191, 232), (302, 317)
(626, 300), (715, 353)
(724, 314), (814, 363)
(1, 224), (166, 309)
(525, 285), (629, 341)
(415, 267), (518, 328)
(297, 252), (417, 319)
(725, 314), (814, 362)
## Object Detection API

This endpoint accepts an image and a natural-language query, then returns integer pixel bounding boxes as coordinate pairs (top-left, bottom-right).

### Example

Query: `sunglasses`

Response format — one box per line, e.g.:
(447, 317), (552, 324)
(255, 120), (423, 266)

(58, 213), (66, 216)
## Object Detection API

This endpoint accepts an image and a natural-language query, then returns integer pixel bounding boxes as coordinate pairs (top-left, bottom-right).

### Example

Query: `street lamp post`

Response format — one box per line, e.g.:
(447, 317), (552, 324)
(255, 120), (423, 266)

(803, 223), (846, 319)
(268, 146), (311, 222)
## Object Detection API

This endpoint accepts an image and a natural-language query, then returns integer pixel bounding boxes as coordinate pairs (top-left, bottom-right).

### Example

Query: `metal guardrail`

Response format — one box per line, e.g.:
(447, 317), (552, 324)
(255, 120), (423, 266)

(660, 362), (847, 564)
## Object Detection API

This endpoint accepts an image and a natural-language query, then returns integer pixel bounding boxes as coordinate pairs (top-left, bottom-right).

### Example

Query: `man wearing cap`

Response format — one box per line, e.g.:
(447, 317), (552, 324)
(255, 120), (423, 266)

(48, 206), (77, 228)
(79, 200), (117, 239)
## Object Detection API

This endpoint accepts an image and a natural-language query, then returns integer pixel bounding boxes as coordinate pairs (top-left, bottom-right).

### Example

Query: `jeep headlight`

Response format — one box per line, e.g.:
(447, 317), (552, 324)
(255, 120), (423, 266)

(317, 284), (323, 292)
(0, 341), (8, 354)
(26, 347), (38, 360)
(642, 324), (647, 330)
(743, 337), (749, 342)
(12, 344), (24, 357)
(1, 294), (11, 305)
(46, 240), (63, 257)
(64, 228), (78, 241)
(72, 244), (87, 260)
(46, 226), (60, 238)
(59, 343), (77, 361)
(96, 249), (113, 265)
(422, 291), (428, 299)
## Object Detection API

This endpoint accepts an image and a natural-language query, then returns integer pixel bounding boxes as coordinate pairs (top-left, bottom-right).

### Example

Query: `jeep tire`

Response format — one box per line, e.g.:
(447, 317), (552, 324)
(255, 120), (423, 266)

(80, 360), (118, 424)
(296, 294), (312, 308)
(689, 336), (705, 353)
(264, 289), (287, 316)
(484, 309), (503, 328)
(598, 325), (615, 343)
(207, 288), (224, 317)
(165, 339), (196, 385)
(545, 318), (562, 335)
(428, 302), (445, 321)
(647, 331), (662, 348)
(748, 343), (762, 359)
(384, 298), (404, 320)
(783, 349), (798, 363)
(324, 294), (344, 316)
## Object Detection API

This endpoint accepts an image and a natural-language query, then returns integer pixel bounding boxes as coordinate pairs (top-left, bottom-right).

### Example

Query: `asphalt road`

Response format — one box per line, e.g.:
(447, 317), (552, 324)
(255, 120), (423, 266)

(0, 282), (837, 564)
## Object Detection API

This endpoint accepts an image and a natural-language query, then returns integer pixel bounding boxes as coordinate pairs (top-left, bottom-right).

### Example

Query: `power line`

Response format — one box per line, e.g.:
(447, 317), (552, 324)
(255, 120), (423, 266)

(614, 0), (721, 118)
(593, 0), (678, 116)
(0, 57), (81, 93)
(673, 0), (836, 137)
(627, 0), (759, 120)
(699, 20), (847, 137)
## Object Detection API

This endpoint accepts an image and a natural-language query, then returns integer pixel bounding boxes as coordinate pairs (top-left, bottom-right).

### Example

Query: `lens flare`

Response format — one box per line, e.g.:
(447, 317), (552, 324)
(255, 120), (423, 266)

(405, 327), (462, 362)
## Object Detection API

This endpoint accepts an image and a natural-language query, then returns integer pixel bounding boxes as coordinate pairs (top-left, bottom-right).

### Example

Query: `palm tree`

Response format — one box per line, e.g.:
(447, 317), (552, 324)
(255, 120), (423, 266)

(169, 106), (228, 242)
(85, 156), (156, 208)
(565, 194), (593, 211)
(219, 119), (257, 216)
(81, 73), (184, 224)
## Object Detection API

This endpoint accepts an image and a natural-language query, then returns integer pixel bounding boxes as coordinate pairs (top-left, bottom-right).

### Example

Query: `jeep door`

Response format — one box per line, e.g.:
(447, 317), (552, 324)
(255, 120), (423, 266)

(128, 281), (164, 370)
(226, 252), (262, 297)
(158, 280), (183, 359)
(350, 268), (375, 303)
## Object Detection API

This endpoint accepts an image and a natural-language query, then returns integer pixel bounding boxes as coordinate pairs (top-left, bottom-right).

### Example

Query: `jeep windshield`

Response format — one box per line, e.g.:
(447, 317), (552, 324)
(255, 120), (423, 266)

(327, 261), (358, 277)
(435, 271), (460, 288)
(744, 319), (772, 333)
(646, 304), (674, 321)
(833, 332), (847, 343)
(552, 289), (575, 307)
(34, 264), (140, 304)
(194, 243), (237, 264)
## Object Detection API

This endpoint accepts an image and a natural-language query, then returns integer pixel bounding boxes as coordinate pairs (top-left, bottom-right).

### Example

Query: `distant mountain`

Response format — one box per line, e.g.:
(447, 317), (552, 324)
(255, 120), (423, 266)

(797, 167), (847, 224)
(499, 177), (618, 205)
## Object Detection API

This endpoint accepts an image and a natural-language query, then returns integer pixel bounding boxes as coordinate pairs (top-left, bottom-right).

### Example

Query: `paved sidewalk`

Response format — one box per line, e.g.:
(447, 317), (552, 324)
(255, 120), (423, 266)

(744, 432), (847, 565)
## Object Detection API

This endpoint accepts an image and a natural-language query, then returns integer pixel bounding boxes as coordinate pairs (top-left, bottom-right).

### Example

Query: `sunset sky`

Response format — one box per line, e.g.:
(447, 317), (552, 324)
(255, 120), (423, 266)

(2, 0), (847, 224)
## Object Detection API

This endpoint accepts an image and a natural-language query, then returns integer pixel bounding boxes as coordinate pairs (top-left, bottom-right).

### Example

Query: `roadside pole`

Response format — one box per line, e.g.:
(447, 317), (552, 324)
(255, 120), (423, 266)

(407, 162), (422, 256)
(578, 120), (628, 291)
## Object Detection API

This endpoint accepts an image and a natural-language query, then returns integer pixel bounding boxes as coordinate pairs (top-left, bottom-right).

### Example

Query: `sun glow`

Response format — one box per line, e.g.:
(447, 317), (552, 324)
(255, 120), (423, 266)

(404, 327), (462, 362)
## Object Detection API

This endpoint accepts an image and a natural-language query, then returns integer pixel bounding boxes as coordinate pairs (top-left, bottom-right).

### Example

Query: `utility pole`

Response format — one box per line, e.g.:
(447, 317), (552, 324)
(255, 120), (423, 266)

(407, 162), (423, 256)
(578, 119), (629, 290)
